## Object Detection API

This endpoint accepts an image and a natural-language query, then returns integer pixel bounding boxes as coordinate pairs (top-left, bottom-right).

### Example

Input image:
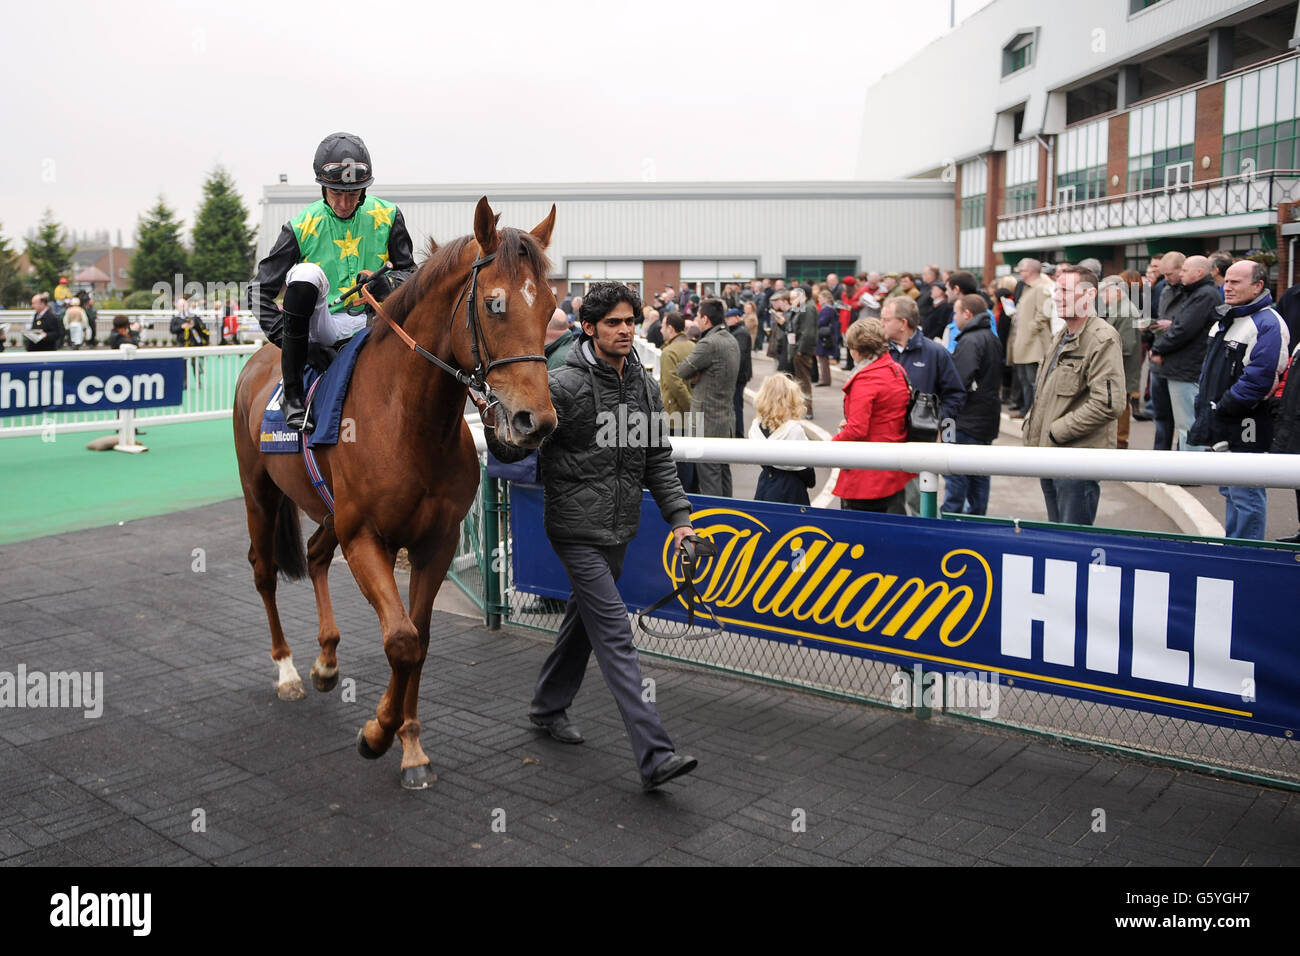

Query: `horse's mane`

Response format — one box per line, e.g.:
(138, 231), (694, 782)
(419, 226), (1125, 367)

(380, 227), (552, 328)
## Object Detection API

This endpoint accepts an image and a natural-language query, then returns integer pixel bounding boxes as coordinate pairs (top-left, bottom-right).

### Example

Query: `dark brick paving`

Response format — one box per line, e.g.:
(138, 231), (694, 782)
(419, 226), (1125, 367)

(1, 501), (1297, 866)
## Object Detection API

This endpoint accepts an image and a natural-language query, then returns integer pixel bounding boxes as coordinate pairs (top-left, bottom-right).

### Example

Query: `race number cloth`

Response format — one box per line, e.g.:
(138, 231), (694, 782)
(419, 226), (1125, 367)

(509, 487), (1300, 738)
(257, 328), (369, 453)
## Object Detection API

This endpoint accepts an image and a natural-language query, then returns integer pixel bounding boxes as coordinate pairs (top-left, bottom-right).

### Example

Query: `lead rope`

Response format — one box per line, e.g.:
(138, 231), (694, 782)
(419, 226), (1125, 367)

(637, 535), (723, 641)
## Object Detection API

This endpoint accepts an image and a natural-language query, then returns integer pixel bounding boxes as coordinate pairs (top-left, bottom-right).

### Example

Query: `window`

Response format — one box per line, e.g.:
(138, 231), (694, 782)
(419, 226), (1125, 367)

(1127, 145), (1193, 192)
(1005, 183), (1038, 214)
(1127, 90), (1196, 192)
(1056, 119), (1108, 202)
(1163, 161), (1193, 189)
(1223, 58), (1300, 176)
(1129, 0), (1166, 13)
(1056, 167), (1106, 202)
(783, 260), (856, 284)
(566, 260), (642, 298)
(1002, 32), (1035, 78)
(961, 195), (986, 229)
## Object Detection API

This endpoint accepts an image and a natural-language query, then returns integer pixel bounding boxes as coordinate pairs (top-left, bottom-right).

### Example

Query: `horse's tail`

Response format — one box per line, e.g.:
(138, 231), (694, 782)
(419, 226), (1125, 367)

(274, 495), (309, 581)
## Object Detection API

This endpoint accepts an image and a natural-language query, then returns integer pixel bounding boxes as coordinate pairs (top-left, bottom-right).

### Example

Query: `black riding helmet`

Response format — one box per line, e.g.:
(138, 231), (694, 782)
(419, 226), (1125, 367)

(313, 132), (374, 199)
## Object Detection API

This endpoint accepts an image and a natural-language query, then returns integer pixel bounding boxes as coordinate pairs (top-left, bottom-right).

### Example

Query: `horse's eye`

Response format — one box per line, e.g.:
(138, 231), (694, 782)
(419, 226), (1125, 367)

(487, 295), (507, 316)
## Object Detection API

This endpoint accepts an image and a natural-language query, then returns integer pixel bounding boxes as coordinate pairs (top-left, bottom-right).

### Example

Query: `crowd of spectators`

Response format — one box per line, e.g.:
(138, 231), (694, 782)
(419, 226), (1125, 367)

(566, 252), (1298, 543)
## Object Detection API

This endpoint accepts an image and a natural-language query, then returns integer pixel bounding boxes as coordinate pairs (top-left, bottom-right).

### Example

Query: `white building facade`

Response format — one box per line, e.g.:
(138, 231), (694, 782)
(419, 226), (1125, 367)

(258, 181), (955, 298)
(858, 0), (1300, 285)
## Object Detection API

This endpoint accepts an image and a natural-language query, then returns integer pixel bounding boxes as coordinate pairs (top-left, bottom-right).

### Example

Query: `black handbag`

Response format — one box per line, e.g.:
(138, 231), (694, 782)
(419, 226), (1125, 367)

(907, 390), (941, 443)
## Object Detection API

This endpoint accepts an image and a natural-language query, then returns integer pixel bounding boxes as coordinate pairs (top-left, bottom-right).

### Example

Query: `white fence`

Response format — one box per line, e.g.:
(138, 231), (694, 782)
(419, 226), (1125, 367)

(0, 310), (266, 349)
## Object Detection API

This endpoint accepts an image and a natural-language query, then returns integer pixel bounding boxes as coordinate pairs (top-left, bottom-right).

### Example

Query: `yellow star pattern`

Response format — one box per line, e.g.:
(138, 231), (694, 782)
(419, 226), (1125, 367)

(295, 212), (324, 240)
(375, 250), (390, 266)
(334, 229), (362, 260)
(365, 204), (394, 230)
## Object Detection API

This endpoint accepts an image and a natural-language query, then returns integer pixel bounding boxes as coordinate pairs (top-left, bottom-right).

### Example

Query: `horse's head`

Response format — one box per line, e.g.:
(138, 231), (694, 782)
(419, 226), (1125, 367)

(388, 198), (559, 448)
(466, 197), (558, 449)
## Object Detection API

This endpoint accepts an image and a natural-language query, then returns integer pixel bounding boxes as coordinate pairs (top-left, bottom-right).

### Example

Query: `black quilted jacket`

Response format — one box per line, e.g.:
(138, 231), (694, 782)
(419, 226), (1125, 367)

(492, 336), (692, 546)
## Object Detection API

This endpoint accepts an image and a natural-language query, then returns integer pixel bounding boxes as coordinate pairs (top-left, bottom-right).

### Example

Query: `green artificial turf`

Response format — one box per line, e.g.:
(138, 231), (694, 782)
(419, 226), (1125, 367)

(0, 419), (243, 545)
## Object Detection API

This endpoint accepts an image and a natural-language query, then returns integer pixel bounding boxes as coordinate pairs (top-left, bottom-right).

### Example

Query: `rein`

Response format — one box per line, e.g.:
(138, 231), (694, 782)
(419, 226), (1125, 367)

(637, 535), (724, 641)
(360, 251), (546, 423)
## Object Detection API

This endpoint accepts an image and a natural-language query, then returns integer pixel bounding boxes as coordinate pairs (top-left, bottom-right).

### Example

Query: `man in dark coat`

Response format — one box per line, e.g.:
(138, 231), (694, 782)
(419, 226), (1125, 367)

(724, 308), (752, 437)
(942, 295), (1003, 516)
(490, 282), (698, 791)
(25, 294), (63, 351)
(676, 298), (741, 495)
(882, 294), (965, 515)
(1150, 255), (1219, 451)
(1273, 339), (1300, 542)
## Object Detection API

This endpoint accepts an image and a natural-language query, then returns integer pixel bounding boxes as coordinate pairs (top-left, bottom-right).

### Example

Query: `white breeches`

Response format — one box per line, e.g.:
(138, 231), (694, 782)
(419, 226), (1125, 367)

(286, 262), (367, 345)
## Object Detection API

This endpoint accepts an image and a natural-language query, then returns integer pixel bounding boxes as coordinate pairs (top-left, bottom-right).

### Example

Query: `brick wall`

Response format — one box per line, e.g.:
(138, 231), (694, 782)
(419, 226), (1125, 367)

(642, 261), (680, 300)
(984, 151), (1004, 278)
(1194, 81), (1224, 182)
(1106, 113), (1128, 196)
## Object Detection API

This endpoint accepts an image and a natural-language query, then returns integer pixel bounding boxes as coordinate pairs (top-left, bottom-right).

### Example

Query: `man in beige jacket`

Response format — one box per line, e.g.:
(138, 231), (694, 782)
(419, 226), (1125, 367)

(1023, 264), (1125, 526)
(1010, 258), (1056, 419)
(658, 311), (698, 490)
(658, 311), (694, 425)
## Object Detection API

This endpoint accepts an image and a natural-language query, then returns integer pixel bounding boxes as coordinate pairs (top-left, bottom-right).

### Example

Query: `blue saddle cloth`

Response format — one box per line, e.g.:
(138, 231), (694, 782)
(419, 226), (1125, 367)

(258, 328), (370, 453)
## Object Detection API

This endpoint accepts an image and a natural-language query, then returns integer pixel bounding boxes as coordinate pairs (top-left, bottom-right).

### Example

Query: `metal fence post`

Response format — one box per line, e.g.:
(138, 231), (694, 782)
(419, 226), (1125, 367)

(482, 472), (504, 630)
(919, 470), (939, 518)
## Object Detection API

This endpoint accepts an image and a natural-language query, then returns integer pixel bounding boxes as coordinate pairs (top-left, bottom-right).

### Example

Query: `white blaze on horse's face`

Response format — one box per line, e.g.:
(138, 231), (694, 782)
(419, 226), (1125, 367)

(520, 278), (537, 308)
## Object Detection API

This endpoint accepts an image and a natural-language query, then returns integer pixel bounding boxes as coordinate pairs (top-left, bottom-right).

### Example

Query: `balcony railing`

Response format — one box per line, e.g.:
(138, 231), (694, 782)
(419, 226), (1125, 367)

(995, 170), (1300, 244)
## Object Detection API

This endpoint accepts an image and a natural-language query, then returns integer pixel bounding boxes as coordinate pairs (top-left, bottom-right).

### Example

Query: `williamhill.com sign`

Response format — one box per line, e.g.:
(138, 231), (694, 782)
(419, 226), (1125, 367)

(509, 488), (1300, 738)
(0, 359), (186, 417)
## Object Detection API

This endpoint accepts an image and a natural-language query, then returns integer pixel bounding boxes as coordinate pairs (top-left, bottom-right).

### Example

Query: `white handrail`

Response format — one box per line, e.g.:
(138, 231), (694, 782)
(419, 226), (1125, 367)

(668, 437), (1300, 489)
(468, 429), (1300, 489)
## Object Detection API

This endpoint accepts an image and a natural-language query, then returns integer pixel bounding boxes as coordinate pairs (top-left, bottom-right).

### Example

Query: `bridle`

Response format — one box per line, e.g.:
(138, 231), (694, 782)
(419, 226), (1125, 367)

(360, 251), (546, 424)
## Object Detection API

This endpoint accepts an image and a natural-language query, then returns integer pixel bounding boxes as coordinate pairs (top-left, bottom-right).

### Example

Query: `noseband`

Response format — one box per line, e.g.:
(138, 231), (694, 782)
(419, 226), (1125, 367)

(361, 251), (547, 422)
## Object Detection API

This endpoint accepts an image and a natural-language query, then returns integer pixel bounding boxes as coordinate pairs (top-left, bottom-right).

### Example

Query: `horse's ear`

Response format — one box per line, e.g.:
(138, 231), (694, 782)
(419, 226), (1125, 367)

(473, 196), (499, 255)
(530, 204), (557, 249)
(426, 237), (438, 258)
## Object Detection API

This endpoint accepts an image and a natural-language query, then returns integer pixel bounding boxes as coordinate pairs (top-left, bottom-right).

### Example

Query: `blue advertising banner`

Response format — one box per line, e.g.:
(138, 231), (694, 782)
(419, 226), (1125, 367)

(0, 359), (187, 417)
(510, 485), (1300, 738)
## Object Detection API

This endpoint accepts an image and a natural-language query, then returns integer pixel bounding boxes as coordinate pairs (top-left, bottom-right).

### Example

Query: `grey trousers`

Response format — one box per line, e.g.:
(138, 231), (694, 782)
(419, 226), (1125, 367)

(530, 539), (675, 779)
(696, 461), (733, 497)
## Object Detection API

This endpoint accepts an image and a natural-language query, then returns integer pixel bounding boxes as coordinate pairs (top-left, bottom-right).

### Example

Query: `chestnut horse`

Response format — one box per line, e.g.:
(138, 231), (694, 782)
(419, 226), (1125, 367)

(233, 197), (557, 789)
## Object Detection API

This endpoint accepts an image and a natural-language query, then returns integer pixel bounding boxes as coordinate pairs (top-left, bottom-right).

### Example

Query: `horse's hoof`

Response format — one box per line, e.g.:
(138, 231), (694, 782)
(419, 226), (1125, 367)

(277, 679), (306, 701)
(400, 763), (437, 790)
(311, 667), (339, 693)
(356, 726), (384, 760)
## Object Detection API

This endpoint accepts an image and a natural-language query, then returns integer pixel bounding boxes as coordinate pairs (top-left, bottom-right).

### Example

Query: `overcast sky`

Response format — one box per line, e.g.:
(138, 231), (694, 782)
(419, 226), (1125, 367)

(2, 0), (992, 247)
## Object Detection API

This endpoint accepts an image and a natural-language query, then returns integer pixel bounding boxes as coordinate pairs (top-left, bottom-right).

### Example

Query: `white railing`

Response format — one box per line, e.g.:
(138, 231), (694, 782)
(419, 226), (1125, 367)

(0, 310), (266, 348)
(995, 170), (1300, 243)
(0, 344), (262, 440)
(467, 429), (1300, 490)
(666, 436), (1300, 490)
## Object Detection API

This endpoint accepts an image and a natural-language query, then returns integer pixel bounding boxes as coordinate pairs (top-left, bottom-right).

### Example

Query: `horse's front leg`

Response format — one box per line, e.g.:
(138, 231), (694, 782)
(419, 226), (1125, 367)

(338, 529), (419, 777)
(393, 533), (460, 790)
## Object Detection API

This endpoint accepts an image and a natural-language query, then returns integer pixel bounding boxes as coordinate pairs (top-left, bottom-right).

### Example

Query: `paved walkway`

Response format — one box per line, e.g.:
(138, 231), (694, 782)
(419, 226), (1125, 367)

(1, 501), (1296, 866)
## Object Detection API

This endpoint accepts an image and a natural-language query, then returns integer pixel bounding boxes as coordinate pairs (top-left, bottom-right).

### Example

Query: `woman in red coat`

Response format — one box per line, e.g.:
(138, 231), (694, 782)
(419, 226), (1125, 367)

(832, 318), (915, 513)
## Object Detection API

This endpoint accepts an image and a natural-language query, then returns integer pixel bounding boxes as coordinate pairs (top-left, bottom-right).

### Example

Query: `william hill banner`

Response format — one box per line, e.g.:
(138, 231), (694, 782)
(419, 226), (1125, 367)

(0, 359), (186, 417)
(509, 487), (1300, 739)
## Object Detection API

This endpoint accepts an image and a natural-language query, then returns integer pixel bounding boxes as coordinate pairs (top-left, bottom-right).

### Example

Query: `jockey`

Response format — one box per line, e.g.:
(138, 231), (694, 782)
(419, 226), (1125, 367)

(251, 131), (416, 431)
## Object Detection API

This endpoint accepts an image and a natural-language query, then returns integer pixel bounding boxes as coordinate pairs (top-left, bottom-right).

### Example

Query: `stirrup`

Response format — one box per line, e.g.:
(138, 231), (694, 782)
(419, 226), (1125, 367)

(637, 535), (723, 641)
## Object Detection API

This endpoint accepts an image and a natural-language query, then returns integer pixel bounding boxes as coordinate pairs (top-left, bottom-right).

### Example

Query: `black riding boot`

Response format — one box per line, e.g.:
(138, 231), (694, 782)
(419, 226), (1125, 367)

(279, 280), (316, 432)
